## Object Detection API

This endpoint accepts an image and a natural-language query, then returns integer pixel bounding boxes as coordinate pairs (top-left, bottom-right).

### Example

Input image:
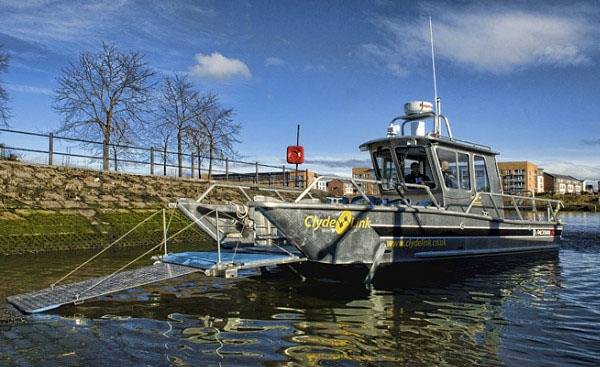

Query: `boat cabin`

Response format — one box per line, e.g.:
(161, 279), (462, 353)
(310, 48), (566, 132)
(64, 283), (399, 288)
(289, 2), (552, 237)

(359, 101), (503, 213)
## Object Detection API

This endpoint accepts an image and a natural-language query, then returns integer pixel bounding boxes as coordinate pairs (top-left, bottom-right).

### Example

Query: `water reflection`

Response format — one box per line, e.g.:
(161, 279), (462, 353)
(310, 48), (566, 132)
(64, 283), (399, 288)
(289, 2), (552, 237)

(1, 213), (599, 366)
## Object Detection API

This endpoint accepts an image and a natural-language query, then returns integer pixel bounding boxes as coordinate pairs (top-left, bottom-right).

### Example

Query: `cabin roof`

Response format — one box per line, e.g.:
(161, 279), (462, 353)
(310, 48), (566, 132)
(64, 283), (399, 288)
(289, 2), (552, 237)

(359, 134), (499, 155)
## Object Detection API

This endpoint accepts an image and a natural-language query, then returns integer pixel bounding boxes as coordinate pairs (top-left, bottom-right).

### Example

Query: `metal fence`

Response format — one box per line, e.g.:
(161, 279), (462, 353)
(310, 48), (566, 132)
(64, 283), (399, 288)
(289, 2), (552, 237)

(0, 128), (311, 188)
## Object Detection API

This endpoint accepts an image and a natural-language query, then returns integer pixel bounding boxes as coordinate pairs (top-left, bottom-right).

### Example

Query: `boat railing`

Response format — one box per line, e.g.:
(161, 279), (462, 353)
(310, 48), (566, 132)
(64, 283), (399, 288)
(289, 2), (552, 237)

(465, 191), (563, 222)
(196, 182), (307, 203)
(294, 175), (441, 209)
(399, 114), (454, 139)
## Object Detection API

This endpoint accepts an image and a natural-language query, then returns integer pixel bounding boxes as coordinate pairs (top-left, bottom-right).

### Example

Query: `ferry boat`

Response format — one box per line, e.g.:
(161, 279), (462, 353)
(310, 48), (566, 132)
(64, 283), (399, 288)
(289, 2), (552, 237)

(176, 100), (563, 282)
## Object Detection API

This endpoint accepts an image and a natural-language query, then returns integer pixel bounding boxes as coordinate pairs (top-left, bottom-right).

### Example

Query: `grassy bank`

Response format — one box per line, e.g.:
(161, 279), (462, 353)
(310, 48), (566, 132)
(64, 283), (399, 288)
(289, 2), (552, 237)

(0, 208), (212, 255)
(538, 194), (600, 212)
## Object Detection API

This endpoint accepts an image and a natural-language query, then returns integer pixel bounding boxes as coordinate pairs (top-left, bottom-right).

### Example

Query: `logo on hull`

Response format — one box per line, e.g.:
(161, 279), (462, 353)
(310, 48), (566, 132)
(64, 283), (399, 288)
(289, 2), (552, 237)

(304, 210), (371, 235)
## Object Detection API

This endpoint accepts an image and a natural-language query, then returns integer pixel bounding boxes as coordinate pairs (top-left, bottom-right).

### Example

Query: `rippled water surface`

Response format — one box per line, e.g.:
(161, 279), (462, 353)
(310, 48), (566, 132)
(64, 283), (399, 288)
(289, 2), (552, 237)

(1, 212), (599, 366)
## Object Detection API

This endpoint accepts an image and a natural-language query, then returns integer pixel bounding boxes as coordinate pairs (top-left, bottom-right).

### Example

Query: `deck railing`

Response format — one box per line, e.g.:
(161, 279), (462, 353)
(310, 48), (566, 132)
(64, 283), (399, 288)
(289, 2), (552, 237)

(465, 192), (563, 222)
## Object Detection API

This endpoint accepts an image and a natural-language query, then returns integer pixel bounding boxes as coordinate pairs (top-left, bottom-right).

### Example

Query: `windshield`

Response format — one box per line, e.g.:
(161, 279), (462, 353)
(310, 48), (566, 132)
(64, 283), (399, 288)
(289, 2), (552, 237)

(372, 148), (399, 191)
(396, 147), (436, 188)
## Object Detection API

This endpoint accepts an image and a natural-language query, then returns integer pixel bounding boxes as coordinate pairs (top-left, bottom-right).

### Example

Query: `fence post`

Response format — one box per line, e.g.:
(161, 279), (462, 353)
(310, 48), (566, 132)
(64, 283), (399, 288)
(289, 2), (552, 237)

(48, 132), (54, 166)
(191, 153), (195, 179)
(282, 165), (286, 187)
(197, 157), (202, 179)
(305, 169), (308, 188)
(225, 158), (229, 181)
(150, 147), (154, 175)
(163, 147), (167, 176)
(255, 162), (259, 184)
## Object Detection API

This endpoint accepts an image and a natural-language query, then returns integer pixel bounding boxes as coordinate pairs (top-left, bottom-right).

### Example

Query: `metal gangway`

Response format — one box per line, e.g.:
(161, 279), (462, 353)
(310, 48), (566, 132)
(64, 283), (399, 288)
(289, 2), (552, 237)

(7, 203), (306, 314)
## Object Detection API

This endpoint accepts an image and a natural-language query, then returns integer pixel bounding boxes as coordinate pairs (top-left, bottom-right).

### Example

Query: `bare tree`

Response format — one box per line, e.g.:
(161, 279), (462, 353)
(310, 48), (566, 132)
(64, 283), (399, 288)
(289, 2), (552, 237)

(0, 47), (9, 127)
(192, 96), (241, 180)
(109, 124), (135, 172)
(186, 122), (207, 178)
(53, 43), (155, 171)
(150, 119), (175, 176)
(157, 74), (200, 177)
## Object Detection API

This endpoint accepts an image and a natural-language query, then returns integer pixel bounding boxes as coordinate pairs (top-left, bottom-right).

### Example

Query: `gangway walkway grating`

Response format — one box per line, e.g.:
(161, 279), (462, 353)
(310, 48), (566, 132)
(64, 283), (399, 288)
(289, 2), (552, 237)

(7, 263), (201, 314)
(7, 251), (307, 314)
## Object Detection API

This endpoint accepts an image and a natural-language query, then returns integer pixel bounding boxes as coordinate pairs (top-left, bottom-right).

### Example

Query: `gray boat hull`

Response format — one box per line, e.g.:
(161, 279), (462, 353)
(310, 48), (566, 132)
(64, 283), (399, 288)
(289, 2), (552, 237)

(250, 201), (562, 266)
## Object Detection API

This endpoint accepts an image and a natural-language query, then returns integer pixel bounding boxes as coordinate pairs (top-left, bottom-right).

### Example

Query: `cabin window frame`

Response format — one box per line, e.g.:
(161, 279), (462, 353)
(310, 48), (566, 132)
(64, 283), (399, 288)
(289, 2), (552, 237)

(395, 146), (438, 190)
(473, 154), (491, 192)
(434, 146), (474, 193)
(371, 147), (400, 192)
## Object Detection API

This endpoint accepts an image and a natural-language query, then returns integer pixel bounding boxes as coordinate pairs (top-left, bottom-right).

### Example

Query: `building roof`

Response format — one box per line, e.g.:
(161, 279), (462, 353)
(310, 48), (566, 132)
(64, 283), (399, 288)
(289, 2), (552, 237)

(543, 172), (583, 182)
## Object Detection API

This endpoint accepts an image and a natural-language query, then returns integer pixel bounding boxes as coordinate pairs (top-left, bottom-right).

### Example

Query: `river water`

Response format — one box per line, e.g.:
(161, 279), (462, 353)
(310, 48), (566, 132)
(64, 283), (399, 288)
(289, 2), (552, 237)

(0, 212), (599, 366)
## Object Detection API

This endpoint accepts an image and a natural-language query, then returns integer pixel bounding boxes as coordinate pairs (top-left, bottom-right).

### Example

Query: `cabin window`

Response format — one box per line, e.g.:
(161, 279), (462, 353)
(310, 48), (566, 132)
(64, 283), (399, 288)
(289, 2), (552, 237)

(474, 155), (490, 192)
(373, 148), (399, 191)
(437, 148), (471, 190)
(396, 147), (436, 188)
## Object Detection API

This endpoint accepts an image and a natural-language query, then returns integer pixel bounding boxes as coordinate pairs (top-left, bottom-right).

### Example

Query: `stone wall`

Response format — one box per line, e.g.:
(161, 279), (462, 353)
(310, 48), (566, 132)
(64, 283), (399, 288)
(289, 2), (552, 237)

(0, 161), (224, 254)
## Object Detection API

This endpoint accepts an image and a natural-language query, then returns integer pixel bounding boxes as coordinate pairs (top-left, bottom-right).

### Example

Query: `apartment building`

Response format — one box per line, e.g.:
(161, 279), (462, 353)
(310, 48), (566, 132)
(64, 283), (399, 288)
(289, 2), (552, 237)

(497, 161), (541, 194)
(351, 167), (379, 195)
(327, 179), (354, 196)
(543, 173), (583, 194)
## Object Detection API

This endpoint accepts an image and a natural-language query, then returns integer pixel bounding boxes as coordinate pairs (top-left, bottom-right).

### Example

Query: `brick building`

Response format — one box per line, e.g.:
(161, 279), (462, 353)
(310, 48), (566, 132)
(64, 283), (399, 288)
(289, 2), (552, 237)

(543, 173), (583, 194)
(351, 167), (379, 195)
(327, 179), (354, 196)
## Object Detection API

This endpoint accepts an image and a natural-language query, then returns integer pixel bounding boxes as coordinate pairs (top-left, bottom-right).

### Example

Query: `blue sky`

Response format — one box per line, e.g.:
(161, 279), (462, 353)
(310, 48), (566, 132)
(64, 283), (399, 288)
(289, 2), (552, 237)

(0, 0), (599, 179)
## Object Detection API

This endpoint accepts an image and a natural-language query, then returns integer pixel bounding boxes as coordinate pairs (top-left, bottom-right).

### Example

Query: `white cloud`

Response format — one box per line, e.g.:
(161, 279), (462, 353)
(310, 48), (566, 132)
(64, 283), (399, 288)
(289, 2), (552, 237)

(5, 83), (53, 95)
(190, 52), (252, 80)
(538, 160), (600, 180)
(265, 57), (284, 66)
(363, 6), (597, 75)
(304, 63), (326, 72)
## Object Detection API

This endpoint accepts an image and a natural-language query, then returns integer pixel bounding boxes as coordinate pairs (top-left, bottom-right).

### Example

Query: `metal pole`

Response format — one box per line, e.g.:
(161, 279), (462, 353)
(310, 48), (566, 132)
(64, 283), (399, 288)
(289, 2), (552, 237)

(305, 169), (308, 188)
(191, 153), (195, 179)
(225, 158), (229, 181)
(295, 124), (300, 187)
(198, 155), (202, 180)
(163, 147), (167, 176)
(150, 147), (154, 175)
(255, 161), (259, 184)
(48, 132), (54, 165)
(216, 209), (221, 264)
(282, 165), (286, 187)
(163, 208), (168, 256)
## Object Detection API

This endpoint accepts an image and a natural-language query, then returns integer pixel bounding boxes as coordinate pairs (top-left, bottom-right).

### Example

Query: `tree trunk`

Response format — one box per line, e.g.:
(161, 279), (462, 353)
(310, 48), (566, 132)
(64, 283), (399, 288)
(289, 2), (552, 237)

(102, 126), (110, 171)
(177, 131), (183, 177)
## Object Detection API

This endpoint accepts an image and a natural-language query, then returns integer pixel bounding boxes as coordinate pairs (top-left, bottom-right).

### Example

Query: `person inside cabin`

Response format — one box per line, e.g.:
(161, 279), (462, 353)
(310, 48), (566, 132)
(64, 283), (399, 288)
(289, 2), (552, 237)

(440, 161), (458, 189)
(404, 162), (431, 185)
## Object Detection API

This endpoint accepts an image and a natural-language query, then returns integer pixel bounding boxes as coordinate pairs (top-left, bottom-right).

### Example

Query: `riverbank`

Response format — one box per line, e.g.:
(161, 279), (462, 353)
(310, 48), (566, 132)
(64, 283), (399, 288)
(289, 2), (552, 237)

(538, 193), (600, 212)
(0, 160), (280, 255)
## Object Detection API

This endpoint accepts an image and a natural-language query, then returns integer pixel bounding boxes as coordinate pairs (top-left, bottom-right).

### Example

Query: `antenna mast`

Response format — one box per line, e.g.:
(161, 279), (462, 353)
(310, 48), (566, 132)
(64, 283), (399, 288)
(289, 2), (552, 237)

(429, 16), (440, 135)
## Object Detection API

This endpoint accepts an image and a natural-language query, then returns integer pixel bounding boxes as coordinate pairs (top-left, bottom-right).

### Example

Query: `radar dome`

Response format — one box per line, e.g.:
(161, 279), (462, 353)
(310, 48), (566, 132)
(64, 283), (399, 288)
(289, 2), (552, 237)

(404, 101), (433, 116)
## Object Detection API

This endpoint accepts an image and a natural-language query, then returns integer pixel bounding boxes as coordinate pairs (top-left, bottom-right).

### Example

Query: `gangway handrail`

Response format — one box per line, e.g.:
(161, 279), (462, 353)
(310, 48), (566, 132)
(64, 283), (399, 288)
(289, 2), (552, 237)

(294, 175), (441, 209)
(464, 191), (563, 221)
(196, 182), (306, 203)
(77, 210), (203, 299)
(50, 208), (164, 289)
